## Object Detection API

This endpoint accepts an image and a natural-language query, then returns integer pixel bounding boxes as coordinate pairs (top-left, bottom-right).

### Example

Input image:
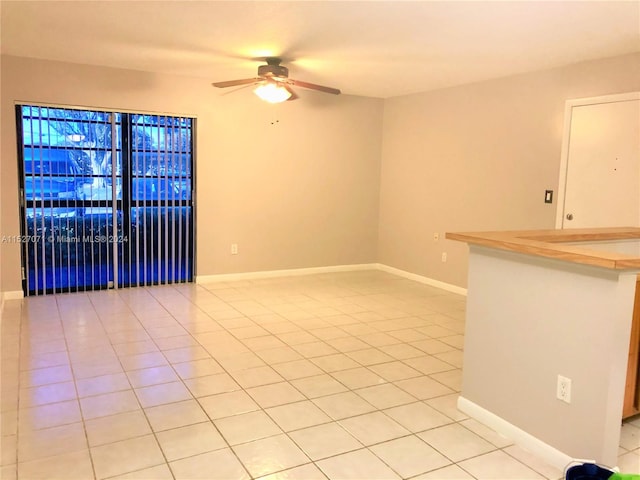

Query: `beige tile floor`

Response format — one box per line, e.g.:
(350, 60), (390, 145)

(1, 270), (639, 479)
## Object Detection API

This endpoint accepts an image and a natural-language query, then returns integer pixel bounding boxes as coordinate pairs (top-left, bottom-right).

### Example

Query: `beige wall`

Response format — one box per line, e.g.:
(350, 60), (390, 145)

(378, 53), (640, 288)
(2, 53), (640, 294)
(0, 56), (383, 292)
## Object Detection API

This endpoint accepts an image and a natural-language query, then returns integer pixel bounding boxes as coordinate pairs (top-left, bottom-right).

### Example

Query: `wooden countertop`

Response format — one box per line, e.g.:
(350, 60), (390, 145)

(446, 227), (640, 270)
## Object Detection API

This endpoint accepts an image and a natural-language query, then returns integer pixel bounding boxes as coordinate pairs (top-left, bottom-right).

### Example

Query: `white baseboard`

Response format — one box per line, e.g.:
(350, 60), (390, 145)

(196, 263), (378, 283)
(3, 291), (24, 300)
(457, 396), (575, 471)
(0, 266), (463, 297)
(375, 264), (467, 296)
(196, 263), (468, 296)
(1, 291), (23, 319)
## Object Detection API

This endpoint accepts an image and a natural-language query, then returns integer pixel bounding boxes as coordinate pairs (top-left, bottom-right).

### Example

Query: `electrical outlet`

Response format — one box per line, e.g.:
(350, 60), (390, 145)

(557, 375), (572, 403)
(441, 252), (447, 262)
(433, 233), (439, 242)
(231, 243), (238, 255)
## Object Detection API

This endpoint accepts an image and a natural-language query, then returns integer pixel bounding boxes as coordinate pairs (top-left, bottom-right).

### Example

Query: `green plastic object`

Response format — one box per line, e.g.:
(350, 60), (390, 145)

(609, 473), (640, 480)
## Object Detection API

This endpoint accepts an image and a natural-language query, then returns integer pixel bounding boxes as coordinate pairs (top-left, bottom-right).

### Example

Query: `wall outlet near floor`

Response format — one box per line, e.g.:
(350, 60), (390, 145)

(441, 252), (447, 262)
(231, 243), (238, 255)
(557, 375), (572, 403)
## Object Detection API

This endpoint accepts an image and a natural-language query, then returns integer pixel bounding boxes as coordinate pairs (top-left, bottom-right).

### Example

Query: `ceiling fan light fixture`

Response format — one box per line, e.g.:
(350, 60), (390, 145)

(213, 57), (340, 99)
(254, 82), (292, 103)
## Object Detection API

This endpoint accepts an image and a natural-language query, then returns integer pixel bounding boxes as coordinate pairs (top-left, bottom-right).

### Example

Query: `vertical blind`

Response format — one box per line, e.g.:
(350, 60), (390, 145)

(16, 105), (195, 296)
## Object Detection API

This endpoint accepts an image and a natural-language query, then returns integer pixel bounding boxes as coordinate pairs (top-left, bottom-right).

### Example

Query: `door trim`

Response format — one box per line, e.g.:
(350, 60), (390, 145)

(555, 91), (640, 229)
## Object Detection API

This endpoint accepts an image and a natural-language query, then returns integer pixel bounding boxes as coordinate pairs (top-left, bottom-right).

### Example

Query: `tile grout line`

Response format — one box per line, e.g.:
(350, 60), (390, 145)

(168, 278), (464, 479)
(9, 273), (585, 479)
(124, 284), (251, 480)
(89, 289), (174, 480)
(147, 280), (448, 478)
(60, 293), (102, 480)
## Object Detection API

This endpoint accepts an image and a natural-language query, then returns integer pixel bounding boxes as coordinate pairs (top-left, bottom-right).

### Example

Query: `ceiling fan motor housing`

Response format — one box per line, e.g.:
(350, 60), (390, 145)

(258, 63), (289, 79)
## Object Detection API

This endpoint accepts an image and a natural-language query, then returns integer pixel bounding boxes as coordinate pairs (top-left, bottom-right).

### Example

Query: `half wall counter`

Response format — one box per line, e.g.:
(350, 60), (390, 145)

(447, 227), (640, 469)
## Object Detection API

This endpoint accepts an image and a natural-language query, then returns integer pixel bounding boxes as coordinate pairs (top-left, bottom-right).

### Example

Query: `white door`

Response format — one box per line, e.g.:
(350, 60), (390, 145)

(559, 95), (640, 229)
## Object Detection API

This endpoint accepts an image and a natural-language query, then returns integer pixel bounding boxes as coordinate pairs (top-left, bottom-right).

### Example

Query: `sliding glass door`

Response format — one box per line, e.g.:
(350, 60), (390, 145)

(122, 114), (194, 287)
(16, 105), (195, 296)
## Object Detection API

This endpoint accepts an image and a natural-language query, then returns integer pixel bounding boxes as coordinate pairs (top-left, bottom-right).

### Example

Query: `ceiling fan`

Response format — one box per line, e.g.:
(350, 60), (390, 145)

(212, 57), (341, 103)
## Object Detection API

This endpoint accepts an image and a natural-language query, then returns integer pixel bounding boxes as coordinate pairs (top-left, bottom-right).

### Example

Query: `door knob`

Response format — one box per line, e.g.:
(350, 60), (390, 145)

(566, 213), (574, 220)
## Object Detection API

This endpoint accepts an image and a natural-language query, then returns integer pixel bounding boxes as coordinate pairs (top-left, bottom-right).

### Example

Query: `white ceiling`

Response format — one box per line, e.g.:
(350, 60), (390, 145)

(1, 1), (638, 98)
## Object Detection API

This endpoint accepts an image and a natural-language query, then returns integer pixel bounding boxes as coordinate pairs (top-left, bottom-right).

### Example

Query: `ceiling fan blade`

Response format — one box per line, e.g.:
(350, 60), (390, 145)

(219, 82), (257, 96)
(212, 78), (260, 88)
(288, 78), (341, 95)
(286, 86), (299, 101)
